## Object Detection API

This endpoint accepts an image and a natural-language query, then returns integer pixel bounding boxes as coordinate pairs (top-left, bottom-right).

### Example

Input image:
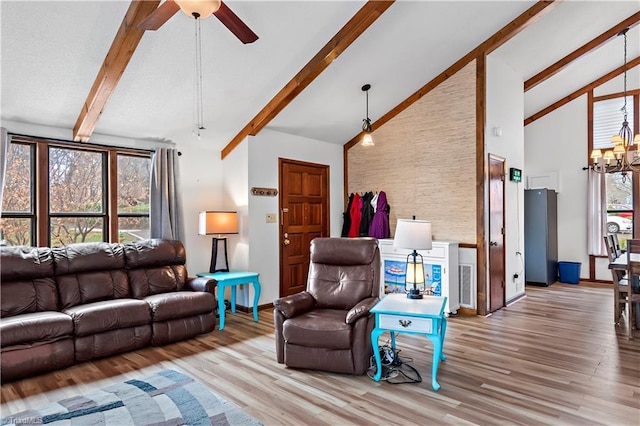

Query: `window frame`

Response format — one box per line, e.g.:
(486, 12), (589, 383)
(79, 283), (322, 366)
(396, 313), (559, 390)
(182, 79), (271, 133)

(589, 89), (640, 237)
(1, 134), (151, 247)
(0, 141), (36, 245)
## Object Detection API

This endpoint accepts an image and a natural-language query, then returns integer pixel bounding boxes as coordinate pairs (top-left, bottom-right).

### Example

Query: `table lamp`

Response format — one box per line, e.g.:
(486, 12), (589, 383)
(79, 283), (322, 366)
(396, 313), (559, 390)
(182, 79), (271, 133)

(393, 218), (432, 299)
(198, 211), (239, 273)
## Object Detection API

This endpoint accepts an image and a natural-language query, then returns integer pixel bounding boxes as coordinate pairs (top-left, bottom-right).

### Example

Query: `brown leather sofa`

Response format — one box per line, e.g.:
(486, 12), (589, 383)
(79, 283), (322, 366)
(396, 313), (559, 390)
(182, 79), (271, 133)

(273, 237), (380, 375)
(0, 239), (216, 382)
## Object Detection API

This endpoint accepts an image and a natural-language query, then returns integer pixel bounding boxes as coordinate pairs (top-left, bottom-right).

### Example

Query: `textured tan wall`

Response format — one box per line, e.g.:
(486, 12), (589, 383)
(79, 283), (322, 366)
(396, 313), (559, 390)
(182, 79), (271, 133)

(348, 60), (476, 244)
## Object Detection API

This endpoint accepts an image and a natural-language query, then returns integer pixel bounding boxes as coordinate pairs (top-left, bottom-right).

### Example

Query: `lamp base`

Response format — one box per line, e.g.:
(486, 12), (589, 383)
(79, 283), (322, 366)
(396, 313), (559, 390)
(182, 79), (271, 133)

(406, 289), (423, 299)
(209, 237), (230, 273)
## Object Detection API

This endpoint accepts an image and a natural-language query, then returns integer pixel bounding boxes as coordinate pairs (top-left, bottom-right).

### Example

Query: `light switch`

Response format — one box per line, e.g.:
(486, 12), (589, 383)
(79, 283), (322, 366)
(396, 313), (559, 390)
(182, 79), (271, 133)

(266, 213), (276, 223)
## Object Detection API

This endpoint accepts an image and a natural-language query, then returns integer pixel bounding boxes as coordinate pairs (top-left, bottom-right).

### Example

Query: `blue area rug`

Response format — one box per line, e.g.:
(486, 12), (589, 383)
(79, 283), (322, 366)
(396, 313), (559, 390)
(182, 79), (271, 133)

(2, 369), (262, 426)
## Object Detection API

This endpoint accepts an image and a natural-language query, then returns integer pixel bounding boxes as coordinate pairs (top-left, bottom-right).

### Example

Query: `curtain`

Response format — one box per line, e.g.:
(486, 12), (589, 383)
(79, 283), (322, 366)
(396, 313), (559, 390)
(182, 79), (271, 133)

(0, 128), (9, 212)
(150, 147), (184, 242)
(587, 169), (606, 256)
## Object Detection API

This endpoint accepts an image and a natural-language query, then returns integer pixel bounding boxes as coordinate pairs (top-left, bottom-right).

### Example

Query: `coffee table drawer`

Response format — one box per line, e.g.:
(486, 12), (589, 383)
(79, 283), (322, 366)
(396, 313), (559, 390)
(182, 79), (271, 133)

(379, 314), (433, 333)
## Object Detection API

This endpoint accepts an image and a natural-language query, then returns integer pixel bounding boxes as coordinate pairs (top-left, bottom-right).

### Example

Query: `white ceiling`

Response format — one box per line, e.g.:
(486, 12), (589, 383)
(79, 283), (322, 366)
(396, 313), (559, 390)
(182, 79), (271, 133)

(1, 1), (639, 151)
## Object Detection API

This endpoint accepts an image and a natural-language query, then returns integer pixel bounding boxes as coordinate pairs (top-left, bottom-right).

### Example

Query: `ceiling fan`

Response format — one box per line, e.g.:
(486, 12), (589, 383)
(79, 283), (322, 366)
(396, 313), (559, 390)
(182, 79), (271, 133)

(139, 0), (258, 44)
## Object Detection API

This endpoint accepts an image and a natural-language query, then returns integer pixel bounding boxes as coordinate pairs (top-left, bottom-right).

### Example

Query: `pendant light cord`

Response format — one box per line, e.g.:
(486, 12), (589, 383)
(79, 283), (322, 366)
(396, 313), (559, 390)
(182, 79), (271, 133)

(193, 16), (205, 138)
(622, 29), (627, 120)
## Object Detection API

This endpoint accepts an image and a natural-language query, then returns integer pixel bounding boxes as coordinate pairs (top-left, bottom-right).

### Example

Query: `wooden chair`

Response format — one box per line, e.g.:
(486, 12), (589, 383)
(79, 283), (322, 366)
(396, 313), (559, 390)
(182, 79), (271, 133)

(625, 239), (640, 339)
(611, 233), (625, 256)
(604, 235), (629, 325)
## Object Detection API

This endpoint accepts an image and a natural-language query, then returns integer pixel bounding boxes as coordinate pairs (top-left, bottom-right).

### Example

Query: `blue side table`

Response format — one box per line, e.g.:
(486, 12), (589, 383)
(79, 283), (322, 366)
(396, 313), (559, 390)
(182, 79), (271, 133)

(196, 271), (261, 330)
(370, 293), (448, 391)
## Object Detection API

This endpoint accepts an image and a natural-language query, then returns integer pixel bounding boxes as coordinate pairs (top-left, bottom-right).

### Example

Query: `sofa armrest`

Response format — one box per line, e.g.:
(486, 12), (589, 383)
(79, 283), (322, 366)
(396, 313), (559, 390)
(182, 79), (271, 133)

(273, 291), (315, 319)
(346, 297), (379, 324)
(185, 277), (216, 294)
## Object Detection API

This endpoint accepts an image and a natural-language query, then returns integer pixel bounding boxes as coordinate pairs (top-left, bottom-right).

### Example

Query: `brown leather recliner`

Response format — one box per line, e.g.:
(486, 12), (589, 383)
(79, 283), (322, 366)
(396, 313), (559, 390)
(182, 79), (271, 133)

(273, 237), (380, 375)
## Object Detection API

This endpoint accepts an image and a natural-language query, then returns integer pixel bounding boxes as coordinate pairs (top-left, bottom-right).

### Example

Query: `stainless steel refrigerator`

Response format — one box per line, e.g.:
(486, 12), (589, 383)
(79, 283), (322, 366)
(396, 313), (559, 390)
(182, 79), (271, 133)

(524, 189), (558, 286)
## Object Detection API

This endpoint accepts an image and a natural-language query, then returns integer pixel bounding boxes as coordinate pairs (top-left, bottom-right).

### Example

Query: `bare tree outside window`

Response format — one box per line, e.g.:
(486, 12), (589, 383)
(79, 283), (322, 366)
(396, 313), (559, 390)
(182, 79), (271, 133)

(49, 147), (105, 246)
(118, 155), (150, 242)
(0, 143), (33, 246)
(0, 136), (151, 247)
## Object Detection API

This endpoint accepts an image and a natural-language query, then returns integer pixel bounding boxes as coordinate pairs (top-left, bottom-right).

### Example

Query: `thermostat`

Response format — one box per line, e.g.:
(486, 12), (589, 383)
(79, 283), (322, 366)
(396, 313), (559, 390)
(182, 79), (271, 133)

(509, 167), (522, 182)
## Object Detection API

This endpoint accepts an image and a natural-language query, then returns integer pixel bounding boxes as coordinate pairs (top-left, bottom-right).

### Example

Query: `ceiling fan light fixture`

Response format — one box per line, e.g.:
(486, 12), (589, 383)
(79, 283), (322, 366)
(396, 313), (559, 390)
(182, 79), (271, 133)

(175, 0), (221, 19)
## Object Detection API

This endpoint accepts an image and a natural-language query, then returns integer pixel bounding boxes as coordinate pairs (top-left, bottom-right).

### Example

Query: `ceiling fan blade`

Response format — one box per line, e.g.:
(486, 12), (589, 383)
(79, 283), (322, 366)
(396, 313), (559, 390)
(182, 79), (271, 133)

(214, 2), (259, 44)
(138, 0), (180, 31)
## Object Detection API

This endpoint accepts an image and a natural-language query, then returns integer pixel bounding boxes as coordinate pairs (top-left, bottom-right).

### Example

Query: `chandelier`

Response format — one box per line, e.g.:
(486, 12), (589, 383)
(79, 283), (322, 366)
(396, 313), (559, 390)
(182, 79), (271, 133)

(589, 28), (640, 178)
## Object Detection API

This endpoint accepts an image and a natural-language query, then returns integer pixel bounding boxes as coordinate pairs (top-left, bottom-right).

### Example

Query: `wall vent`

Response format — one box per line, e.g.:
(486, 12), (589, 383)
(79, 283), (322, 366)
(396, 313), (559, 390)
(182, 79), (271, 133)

(459, 263), (476, 308)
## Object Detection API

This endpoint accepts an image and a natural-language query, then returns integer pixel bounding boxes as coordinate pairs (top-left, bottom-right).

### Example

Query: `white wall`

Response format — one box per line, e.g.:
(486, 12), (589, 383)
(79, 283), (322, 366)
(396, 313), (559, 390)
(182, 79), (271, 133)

(234, 128), (343, 307)
(486, 55), (526, 302)
(524, 96), (589, 279)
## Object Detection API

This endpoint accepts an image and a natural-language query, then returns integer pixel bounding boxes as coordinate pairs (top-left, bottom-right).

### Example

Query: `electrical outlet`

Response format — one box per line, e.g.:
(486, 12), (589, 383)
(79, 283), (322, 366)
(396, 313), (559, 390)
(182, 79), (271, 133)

(266, 213), (276, 223)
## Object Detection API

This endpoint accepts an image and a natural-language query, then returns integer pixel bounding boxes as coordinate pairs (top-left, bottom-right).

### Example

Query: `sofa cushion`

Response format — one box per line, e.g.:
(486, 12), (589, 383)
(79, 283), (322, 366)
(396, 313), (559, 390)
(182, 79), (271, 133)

(124, 240), (189, 298)
(0, 247), (58, 317)
(0, 311), (73, 347)
(52, 242), (125, 274)
(282, 309), (351, 349)
(145, 292), (215, 322)
(127, 266), (188, 299)
(124, 239), (186, 269)
(64, 299), (151, 337)
(57, 270), (131, 310)
(53, 242), (130, 309)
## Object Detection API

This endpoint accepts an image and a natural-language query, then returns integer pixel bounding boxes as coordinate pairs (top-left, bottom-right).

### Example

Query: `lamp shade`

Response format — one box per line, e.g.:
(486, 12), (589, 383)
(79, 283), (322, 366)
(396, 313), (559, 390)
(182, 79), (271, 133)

(198, 211), (238, 235)
(405, 260), (425, 285)
(394, 219), (432, 250)
(175, 0), (221, 18)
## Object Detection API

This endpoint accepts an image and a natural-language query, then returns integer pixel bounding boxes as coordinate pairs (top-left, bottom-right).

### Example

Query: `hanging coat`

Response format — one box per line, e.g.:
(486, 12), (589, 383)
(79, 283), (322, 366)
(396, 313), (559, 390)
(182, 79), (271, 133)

(369, 191), (390, 239)
(348, 193), (362, 237)
(341, 193), (354, 237)
(359, 191), (375, 237)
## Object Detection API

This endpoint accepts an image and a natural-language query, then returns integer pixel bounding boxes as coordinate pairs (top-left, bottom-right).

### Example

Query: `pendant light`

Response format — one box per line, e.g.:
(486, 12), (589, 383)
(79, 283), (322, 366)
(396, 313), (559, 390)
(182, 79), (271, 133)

(361, 84), (374, 147)
(588, 28), (640, 179)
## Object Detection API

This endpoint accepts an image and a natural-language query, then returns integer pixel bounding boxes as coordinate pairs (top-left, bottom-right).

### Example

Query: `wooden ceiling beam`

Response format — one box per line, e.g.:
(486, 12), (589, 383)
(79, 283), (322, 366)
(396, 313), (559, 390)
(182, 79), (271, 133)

(524, 56), (640, 126)
(221, 0), (395, 160)
(73, 1), (160, 142)
(344, 0), (561, 150)
(525, 11), (640, 92)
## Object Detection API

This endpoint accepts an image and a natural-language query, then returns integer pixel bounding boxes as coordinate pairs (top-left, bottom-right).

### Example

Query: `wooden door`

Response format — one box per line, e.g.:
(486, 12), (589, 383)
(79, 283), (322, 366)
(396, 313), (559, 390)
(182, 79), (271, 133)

(489, 154), (506, 312)
(279, 159), (329, 297)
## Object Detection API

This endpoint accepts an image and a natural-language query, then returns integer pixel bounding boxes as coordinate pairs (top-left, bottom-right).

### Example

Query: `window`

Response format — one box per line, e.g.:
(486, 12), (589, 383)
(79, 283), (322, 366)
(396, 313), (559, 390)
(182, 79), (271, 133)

(0, 142), (35, 246)
(0, 135), (151, 247)
(591, 92), (639, 250)
(605, 173), (633, 249)
(117, 154), (150, 242)
(593, 96), (635, 150)
(49, 147), (106, 246)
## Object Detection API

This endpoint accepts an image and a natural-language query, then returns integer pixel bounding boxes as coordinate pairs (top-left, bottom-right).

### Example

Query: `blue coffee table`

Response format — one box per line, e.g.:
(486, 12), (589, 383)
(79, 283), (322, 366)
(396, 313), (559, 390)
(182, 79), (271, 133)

(196, 271), (261, 330)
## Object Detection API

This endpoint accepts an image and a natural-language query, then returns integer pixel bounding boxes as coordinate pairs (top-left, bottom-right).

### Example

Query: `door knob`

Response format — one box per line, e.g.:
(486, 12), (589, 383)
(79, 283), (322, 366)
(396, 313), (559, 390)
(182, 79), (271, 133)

(283, 233), (290, 246)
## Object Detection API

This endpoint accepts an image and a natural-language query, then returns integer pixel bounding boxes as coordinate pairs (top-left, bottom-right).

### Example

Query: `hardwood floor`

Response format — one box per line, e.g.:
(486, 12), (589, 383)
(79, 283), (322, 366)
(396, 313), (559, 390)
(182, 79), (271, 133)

(2, 282), (639, 425)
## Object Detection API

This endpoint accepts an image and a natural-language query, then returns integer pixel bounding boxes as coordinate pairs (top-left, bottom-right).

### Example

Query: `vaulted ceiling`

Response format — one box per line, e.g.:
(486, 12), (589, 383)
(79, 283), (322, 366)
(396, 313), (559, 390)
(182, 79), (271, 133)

(1, 1), (639, 155)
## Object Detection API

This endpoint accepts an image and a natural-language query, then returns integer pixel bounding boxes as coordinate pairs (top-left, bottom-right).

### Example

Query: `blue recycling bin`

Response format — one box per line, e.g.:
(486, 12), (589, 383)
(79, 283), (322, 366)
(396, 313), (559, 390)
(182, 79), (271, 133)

(558, 261), (581, 284)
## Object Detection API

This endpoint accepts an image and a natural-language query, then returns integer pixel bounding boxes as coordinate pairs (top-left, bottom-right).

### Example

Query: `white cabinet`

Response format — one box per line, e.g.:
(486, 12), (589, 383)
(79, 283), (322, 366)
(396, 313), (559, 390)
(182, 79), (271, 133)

(378, 239), (460, 315)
